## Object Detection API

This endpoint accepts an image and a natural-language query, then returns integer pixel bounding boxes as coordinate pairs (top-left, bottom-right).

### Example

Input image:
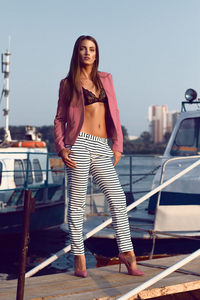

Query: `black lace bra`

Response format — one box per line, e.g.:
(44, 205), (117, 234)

(83, 87), (108, 106)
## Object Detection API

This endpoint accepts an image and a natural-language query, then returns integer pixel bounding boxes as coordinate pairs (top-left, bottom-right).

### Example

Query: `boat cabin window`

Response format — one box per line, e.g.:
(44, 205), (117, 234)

(0, 161), (2, 186)
(23, 159), (33, 184)
(33, 159), (43, 182)
(14, 160), (25, 186)
(171, 117), (200, 156)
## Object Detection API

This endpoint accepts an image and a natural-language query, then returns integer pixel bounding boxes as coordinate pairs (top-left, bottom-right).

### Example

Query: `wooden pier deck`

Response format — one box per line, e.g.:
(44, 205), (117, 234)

(0, 255), (200, 300)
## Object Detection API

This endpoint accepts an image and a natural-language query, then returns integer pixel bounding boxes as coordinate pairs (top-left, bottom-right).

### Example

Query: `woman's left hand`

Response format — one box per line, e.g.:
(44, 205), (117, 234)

(113, 151), (122, 166)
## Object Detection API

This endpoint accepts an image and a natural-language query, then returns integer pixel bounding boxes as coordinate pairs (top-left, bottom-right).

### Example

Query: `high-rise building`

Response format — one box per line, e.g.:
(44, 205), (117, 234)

(166, 111), (180, 133)
(148, 105), (167, 143)
(148, 105), (179, 143)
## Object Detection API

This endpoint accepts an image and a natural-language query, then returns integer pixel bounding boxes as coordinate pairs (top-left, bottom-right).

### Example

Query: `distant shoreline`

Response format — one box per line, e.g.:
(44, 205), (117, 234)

(0, 125), (167, 155)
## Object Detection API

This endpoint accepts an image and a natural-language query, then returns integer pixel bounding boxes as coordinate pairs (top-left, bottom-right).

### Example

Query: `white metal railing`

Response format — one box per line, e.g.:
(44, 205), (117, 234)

(25, 158), (200, 278)
(148, 155), (200, 258)
(155, 155), (200, 211)
(116, 248), (200, 300)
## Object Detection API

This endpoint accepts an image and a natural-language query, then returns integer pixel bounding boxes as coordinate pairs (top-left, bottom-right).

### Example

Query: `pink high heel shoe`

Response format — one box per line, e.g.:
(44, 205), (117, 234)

(119, 253), (145, 276)
(74, 269), (88, 278)
(74, 255), (87, 278)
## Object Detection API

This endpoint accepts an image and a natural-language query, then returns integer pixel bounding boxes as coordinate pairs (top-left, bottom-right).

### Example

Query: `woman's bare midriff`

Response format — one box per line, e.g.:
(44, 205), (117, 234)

(81, 102), (108, 138)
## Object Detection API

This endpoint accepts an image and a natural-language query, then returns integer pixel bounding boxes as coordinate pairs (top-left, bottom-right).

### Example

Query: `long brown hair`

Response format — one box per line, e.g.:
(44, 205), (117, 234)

(67, 35), (101, 102)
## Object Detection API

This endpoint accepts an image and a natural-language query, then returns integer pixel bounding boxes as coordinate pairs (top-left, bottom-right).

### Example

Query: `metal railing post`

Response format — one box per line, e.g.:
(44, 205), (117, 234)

(89, 175), (94, 214)
(24, 153), (30, 189)
(129, 156), (132, 193)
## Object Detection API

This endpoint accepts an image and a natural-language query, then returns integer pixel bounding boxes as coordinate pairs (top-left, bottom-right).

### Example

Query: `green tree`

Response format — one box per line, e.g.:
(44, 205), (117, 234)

(140, 131), (151, 144)
(164, 131), (171, 143)
(121, 125), (129, 141)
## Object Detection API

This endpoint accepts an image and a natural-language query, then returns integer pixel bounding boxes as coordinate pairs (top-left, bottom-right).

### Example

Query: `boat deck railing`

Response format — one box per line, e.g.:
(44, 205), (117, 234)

(25, 155), (200, 279)
(0, 151), (63, 192)
(1, 153), (160, 212)
(156, 154), (200, 208)
(117, 155), (161, 194)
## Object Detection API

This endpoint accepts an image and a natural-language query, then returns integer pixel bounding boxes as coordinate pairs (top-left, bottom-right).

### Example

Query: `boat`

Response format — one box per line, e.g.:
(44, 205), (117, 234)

(70, 88), (200, 259)
(0, 49), (65, 235)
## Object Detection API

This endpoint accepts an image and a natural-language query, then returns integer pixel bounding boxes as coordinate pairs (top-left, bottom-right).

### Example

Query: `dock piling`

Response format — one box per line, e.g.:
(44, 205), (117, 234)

(16, 190), (35, 300)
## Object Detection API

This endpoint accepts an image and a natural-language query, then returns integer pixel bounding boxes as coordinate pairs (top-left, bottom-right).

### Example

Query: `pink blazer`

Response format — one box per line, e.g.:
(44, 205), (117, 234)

(54, 72), (123, 155)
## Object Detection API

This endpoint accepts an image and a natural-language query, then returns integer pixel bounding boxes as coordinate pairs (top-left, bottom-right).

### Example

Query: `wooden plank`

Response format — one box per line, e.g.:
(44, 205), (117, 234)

(0, 255), (200, 300)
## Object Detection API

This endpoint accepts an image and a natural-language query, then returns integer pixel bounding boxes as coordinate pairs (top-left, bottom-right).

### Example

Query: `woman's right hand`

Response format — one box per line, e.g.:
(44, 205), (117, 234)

(60, 148), (77, 169)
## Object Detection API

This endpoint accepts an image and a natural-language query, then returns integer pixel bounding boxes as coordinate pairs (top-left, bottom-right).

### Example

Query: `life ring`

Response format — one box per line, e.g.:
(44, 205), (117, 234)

(11, 141), (46, 148)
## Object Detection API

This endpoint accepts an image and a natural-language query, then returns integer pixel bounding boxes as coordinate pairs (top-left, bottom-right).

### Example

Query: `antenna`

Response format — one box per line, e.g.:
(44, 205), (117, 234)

(8, 35), (11, 51)
(1, 37), (11, 141)
(1, 54), (3, 73)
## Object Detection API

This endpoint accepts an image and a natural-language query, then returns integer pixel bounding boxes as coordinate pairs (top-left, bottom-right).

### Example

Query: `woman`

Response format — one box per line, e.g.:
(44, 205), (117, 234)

(54, 35), (144, 278)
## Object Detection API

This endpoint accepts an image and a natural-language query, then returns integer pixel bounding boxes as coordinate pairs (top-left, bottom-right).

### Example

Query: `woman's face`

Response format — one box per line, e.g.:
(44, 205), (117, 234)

(79, 39), (96, 66)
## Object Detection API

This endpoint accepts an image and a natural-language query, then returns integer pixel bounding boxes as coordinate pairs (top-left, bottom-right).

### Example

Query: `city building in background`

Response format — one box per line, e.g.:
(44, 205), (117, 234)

(148, 105), (179, 143)
(166, 111), (180, 133)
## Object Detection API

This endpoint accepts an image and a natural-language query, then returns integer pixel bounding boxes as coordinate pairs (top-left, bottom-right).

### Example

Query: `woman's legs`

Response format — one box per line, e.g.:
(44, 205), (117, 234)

(73, 255), (87, 277)
(66, 138), (90, 255)
(66, 138), (91, 277)
(66, 133), (144, 276)
(90, 154), (133, 253)
(90, 153), (144, 275)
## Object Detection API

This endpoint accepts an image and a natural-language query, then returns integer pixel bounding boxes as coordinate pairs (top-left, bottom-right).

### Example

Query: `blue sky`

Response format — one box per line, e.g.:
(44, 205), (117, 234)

(0, 0), (200, 136)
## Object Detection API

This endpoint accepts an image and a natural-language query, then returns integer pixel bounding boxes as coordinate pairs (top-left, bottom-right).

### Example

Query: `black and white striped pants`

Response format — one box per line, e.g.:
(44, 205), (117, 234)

(66, 132), (133, 255)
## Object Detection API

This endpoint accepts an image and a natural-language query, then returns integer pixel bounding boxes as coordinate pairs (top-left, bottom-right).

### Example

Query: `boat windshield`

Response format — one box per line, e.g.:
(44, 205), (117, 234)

(171, 117), (200, 156)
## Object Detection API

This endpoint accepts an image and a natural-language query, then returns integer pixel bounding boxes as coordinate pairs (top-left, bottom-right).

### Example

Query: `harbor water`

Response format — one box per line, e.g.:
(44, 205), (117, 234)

(0, 155), (161, 280)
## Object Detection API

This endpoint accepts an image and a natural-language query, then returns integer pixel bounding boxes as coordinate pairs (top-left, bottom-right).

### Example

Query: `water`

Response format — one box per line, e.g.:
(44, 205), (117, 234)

(0, 155), (161, 280)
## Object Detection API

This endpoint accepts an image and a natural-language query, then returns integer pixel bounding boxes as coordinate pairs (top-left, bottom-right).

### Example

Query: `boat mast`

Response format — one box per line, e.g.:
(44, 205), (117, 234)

(1, 40), (11, 141)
